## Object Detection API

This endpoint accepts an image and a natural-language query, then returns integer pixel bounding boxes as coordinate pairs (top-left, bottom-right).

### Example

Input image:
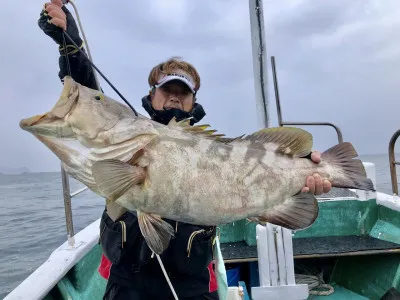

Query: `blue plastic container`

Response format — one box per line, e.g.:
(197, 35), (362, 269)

(226, 266), (241, 286)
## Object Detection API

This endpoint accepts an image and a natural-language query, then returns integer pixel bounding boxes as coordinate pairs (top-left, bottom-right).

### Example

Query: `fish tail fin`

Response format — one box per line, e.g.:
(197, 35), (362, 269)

(322, 142), (375, 191)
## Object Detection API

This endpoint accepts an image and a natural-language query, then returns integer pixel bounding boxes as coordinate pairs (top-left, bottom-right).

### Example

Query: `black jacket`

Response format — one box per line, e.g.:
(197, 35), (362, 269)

(57, 42), (217, 299)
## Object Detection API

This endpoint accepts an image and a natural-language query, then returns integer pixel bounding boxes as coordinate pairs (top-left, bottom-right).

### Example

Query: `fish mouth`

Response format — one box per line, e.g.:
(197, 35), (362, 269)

(19, 76), (78, 138)
(19, 113), (74, 138)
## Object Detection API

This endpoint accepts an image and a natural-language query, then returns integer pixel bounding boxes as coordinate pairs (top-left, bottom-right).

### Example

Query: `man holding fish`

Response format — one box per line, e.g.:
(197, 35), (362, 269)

(35, 1), (337, 299)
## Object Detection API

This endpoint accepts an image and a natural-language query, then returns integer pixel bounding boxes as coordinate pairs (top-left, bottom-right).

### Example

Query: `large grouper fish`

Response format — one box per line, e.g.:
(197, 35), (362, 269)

(20, 76), (375, 254)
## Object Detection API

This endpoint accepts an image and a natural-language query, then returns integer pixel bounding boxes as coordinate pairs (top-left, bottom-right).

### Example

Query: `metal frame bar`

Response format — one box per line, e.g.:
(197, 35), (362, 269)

(59, 1), (97, 246)
(249, 0), (270, 129)
(389, 129), (400, 195)
(271, 56), (344, 144)
(61, 165), (75, 246)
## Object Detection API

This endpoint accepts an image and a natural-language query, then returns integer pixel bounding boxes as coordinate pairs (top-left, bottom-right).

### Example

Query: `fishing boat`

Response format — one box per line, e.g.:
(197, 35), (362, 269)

(5, 0), (400, 299)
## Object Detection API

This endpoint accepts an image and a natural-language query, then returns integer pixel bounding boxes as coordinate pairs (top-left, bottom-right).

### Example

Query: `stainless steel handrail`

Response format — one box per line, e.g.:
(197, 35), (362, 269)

(71, 186), (89, 198)
(61, 165), (75, 246)
(389, 129), (400, 195)
(59, 0), (101, 246)
(271, 56), (344, 144)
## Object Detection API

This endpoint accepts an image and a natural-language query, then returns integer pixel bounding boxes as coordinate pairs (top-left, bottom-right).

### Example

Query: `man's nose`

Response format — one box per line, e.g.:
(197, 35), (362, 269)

(169, 97), (180, 103)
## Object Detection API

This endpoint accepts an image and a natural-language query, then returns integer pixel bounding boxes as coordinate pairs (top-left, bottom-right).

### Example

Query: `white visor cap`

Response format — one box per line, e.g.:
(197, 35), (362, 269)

(155, 71), (196, 94)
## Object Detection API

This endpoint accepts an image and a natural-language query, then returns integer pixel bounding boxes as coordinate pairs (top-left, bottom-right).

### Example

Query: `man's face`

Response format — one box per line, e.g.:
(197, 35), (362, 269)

(151, 80), (194, 112)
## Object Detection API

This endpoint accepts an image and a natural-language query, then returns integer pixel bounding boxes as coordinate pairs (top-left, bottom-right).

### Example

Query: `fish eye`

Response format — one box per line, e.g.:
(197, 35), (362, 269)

(94, 94), (104, 101)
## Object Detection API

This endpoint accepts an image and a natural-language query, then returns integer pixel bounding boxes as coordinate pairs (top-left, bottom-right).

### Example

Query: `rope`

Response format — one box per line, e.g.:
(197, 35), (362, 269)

(155, 253), (179, 300)
(61, 2), (138, 116)
(295, 273), (334, 296)
(68, 0), (101, 90)
(62, 33), (71, 77)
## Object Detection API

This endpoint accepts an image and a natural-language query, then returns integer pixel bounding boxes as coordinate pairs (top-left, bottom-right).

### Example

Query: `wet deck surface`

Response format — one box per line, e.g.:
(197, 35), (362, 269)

(221, 235), (400, 262)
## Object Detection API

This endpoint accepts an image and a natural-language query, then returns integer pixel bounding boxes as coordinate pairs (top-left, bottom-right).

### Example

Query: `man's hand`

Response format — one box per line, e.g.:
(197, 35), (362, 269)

(301, 151), (332, 195)
(38, 0), (82, 47)
(45, 0), (67, 31)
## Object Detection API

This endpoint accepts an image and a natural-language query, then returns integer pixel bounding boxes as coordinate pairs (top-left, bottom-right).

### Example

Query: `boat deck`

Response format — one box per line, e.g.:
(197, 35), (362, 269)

(222, 187), (400, 263)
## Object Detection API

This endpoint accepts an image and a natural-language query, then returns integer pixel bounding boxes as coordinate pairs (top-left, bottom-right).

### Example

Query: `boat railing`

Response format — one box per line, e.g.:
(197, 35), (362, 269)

(61, 165), (88, 246)
(389, 129), (400, 195)
(271, 56), (344, 144)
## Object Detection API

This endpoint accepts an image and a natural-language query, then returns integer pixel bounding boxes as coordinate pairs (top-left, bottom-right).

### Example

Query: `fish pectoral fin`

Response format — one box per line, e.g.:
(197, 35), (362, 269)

(137, 211), (175, 255)
(250, 193), (319, 230)
(92, 159), (146, 201)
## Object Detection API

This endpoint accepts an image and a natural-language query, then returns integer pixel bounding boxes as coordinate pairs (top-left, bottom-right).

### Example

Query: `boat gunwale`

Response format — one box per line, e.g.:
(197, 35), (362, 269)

(5, 189), (400, 299)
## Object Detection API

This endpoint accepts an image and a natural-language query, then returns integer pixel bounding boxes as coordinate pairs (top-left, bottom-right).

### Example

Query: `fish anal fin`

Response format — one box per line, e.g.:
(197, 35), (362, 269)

(234, 127), (313, 157)
(137, 211), (175, 254)
(249, 193), (319, 230)
(92, 159), (146, 201)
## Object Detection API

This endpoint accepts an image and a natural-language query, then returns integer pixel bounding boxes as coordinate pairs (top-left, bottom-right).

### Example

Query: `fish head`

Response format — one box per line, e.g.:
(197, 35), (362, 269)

(20, 76), (159, 148)
(19, 76), (85, 141)
(19, 76), (161, 196)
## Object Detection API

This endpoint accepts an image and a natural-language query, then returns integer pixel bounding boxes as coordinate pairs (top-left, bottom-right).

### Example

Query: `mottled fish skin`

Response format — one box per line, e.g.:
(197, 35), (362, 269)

(114, 127), (327, 226)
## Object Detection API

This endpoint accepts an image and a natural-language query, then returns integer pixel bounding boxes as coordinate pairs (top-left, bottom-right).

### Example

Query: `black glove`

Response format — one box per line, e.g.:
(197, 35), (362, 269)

(38, 4), (83, 52)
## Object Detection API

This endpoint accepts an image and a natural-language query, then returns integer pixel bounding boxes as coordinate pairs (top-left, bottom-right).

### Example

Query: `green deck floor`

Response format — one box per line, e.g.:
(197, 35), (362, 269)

(307, 284), (369, 300)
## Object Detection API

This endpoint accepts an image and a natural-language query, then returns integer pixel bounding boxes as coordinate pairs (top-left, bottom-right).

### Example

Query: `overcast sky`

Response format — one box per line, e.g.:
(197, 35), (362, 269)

(1, 0), (399, 172)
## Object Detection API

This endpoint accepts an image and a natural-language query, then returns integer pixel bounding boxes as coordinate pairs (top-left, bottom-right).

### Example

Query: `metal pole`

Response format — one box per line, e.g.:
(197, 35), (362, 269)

(249, 0), (270, 129)
(271, 56), (282, 126)
(56, 1), (99, 246)
(389, 129), (400, 195)
(271, 56), (344, 144)
(61, 163), (75, 246)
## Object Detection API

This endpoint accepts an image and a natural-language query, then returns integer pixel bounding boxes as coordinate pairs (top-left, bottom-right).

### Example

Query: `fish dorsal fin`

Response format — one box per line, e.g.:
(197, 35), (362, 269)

(231, 127), (313, 157)
(167, 117), (228, 140)
(217, 134), (246, 144)
(168, 120), (312, 155)
(167, 117), (191, 128)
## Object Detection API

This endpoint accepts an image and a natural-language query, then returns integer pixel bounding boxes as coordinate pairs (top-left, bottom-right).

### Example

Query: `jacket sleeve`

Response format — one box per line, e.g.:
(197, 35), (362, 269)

(37, 4), (99, 91)
(58, 46), (99, 90)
